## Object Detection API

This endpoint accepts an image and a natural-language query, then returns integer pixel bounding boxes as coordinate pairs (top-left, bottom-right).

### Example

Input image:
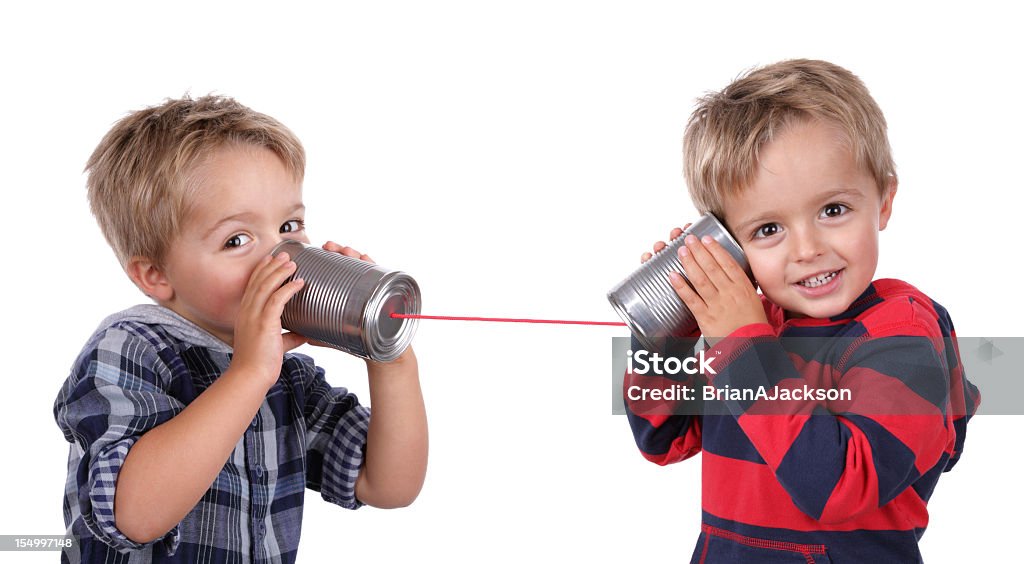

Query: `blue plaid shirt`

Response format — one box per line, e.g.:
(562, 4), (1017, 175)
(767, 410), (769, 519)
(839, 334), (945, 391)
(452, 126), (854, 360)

(54, 305), (370, 563)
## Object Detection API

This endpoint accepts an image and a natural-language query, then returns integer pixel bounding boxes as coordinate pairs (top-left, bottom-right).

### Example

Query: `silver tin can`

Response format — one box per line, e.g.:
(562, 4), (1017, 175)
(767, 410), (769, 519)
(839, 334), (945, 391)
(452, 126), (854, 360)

(272, 240), (421, 362)
(607, 213), (754, 350)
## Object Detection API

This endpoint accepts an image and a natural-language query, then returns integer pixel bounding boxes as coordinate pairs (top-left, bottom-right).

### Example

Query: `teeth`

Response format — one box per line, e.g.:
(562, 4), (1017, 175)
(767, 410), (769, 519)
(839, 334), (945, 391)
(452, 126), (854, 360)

(798, 271), (838, 288)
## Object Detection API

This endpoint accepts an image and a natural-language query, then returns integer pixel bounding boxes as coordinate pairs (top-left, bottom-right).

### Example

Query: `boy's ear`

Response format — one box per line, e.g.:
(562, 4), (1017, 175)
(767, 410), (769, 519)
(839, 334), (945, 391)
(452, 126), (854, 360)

(126, 256), (174, 302)
(878, 176), (898, 231)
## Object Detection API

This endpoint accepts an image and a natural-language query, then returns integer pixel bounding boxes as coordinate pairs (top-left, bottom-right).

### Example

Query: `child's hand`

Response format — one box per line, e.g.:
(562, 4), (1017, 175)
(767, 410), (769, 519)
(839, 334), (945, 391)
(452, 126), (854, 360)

(231, 252), (307, 386)
(323, 241), (374, 264)
(640, 223), (690, 263)
(669, 234), (766, 343)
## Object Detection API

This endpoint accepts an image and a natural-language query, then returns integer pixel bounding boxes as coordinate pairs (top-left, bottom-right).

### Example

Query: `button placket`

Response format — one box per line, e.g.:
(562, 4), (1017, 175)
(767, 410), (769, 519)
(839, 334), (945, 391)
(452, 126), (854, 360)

(246, 410), (268, 560)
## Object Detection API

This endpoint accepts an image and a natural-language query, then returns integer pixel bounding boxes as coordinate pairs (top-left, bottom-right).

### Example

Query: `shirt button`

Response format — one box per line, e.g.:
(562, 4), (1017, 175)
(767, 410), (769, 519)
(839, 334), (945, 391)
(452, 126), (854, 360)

(254, 465), (263, 478)
(251, 418), (258, 428)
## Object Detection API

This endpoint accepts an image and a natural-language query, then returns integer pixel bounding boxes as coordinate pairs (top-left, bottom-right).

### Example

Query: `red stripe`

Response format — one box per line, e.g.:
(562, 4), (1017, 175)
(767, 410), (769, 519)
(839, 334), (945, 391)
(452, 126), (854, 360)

(700, 452), (922, 531)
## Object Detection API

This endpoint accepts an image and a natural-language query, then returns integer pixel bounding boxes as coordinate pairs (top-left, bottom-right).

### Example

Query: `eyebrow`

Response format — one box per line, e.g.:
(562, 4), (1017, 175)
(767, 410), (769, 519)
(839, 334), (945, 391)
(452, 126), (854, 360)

(203, 203), (306, 239)
(815, 188), (865, 203)
(731, 213), (777, 237)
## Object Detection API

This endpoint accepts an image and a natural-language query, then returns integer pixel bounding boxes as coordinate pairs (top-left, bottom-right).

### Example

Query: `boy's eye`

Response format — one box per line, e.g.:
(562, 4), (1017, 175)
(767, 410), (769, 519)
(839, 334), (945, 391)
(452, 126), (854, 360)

(280, 219), (305, 234)
(754, 223), (780, 239)
(225, 233), (253, 249)
(821, 203), (849, 218)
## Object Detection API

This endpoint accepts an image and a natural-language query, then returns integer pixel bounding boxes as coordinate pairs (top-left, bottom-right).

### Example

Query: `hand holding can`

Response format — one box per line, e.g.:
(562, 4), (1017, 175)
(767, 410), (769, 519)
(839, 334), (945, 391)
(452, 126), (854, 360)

(607, 213), (754, 350)
(271, 240), (421, 362)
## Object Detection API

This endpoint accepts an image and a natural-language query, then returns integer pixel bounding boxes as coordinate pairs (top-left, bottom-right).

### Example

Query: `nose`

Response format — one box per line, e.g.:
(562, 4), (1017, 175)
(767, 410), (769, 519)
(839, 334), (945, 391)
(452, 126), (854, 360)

(791, 225), (825, 263)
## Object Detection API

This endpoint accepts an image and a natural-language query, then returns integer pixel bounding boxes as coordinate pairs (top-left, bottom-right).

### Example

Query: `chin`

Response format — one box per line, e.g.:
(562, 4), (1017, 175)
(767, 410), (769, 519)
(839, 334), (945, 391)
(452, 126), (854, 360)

(795, 298), (854, 319)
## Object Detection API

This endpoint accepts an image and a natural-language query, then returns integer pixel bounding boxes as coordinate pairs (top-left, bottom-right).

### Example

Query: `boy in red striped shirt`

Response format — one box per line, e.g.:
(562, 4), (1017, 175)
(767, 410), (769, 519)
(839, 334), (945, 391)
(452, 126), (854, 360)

(626, 59), (979, 563)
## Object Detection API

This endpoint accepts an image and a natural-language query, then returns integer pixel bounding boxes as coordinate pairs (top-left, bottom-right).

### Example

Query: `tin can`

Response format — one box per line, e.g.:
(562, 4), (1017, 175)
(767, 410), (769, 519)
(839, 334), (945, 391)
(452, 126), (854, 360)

(271, 240), (421, 362)
(607, 213), (754, 350)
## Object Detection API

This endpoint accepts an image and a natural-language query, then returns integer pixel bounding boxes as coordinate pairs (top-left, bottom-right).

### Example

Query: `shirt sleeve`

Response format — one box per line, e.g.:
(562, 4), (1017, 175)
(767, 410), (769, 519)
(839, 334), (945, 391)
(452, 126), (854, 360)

(624, 294), (777, 465)
(53, 325), (184, 554)
(299, 358), (371, 510)
(706, 300), (959, 524)
(624, 333), (705, 465)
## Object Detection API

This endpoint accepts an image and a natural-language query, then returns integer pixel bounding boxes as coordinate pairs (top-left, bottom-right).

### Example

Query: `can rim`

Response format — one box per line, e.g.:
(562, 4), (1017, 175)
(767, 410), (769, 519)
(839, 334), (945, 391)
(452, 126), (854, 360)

(270, 239), (306, 259)
(607, 291), (659, 352)
(362, 271), (421, 362)
(704, 213), (745, 260)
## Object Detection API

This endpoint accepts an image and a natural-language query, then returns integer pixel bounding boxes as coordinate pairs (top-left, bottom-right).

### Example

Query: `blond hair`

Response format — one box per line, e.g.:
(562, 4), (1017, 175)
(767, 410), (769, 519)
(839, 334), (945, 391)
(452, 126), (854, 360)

(683, 59), (896, 216)
(86, 94), (305, 267)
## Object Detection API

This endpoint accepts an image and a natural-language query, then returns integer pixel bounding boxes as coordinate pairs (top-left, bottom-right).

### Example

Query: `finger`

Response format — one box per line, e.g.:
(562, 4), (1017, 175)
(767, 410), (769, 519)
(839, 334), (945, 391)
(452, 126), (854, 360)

(256, 253), (298, 291)
(264, 277), (305, 316)
(247, 255), (299, 311)
(238, 254), (280, 315)
(678, 240), (718, 298)
(640, 251), (652, 264)
(244, 254), (276, 289)
(324, 241), (366, 260)
(669, 227), (684, 241)
(281, 331), (308, 352)
(324, 242), (376, 264)
(701, 236), (747, 284)
(322, 241), (344, 253)
(668, 271), (706, 314)
(337, 246), (361, 258)
(684, 235), (730, 290)
(653, 240), (666, 254)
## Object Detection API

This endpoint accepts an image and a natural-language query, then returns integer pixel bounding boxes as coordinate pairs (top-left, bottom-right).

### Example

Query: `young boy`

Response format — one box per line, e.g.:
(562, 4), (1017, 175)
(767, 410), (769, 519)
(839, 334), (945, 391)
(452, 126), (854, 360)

(625, 60), (980, 563)
(54, 95), (428, 563)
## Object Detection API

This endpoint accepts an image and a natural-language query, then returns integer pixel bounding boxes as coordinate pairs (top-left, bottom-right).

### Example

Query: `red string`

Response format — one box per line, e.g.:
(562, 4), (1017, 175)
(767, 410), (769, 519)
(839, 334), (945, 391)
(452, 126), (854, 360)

(390, 313), (625, 327)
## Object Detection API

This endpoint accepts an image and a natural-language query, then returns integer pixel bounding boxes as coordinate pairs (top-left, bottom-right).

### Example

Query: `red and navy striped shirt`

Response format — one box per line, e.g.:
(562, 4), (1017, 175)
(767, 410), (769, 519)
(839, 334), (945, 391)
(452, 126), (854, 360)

(625, 279), (980, 563)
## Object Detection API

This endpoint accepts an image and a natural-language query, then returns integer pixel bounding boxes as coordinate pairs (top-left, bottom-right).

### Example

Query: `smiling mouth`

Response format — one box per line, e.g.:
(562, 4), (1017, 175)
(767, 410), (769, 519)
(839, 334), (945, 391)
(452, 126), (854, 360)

(796, 269), (842, 288)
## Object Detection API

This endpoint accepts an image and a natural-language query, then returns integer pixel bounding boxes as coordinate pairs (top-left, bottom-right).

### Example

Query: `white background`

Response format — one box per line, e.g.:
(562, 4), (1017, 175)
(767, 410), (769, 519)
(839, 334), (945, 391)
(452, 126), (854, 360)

(2, 1), (1021, 561)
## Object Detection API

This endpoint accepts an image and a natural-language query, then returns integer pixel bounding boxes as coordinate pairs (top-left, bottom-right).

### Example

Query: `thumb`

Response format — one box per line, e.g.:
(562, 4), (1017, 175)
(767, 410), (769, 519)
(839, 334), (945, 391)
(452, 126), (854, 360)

(281, 332), (308, 352)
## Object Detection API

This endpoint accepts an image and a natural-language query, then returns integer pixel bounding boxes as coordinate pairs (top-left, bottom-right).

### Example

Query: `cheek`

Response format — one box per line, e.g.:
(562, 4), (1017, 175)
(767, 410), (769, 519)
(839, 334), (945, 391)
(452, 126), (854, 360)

(835, 227), (879, 266)
(228, 265), (257, 295)
(744, 248), (785, 288)
(206, 266), (256, 309)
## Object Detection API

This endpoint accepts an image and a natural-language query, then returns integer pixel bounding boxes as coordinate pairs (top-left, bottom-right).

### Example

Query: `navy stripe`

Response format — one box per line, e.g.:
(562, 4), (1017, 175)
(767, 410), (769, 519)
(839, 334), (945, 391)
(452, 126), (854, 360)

(702, 414), (765, 465)
(844, 414), (921, 505)
(828, 282), (884, 321)
(699, 511), (924, 563)
(775, 408), (850, 519)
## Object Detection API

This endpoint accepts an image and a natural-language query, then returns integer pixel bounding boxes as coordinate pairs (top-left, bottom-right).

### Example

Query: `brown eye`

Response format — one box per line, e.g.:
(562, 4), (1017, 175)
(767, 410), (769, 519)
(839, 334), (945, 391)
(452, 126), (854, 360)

(822, 203), (848, 218)
(281, 219), (304, 234)
(225, 233), (252, 248)
(754, 223), (779, 239)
